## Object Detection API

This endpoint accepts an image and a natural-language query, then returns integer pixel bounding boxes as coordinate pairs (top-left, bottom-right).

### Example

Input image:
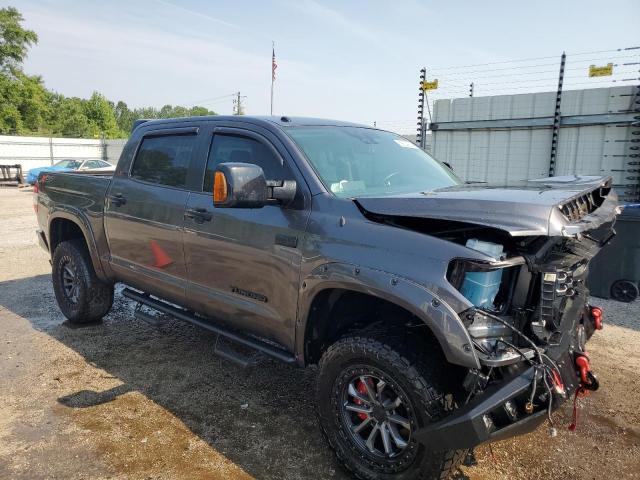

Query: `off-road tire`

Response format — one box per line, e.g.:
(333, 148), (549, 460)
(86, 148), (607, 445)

(316, 334), (466, 480)
(52, 239), (114, 323)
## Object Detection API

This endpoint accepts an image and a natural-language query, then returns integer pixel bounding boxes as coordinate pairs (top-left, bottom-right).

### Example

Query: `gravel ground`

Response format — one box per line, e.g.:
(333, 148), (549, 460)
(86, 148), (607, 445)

(0, 186), (639, 480)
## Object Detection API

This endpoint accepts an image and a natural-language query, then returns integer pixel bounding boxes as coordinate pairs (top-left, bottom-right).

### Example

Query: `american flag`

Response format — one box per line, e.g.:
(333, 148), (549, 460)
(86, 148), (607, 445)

(272, 46), (277, 82)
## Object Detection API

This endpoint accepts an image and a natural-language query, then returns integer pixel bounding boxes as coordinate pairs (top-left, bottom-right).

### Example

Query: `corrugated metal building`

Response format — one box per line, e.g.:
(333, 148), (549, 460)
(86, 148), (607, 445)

(400, 133), (432, 153)
(430, 86), (638, 201)
(0, 136), (128, 173)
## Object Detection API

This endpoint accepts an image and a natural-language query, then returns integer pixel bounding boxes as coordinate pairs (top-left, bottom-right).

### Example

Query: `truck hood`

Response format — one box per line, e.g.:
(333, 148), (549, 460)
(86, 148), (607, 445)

(355, 175), (620, 237)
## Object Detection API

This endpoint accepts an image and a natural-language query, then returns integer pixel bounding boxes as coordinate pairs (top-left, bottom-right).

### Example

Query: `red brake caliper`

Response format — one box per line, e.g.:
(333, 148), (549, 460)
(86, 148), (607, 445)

(354, 379), (371, 421)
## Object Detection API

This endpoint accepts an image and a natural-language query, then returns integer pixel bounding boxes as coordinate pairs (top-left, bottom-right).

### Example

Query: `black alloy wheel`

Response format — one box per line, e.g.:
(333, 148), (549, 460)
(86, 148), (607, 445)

(60, 256), (80, 304)
(340, 369), (416, 461)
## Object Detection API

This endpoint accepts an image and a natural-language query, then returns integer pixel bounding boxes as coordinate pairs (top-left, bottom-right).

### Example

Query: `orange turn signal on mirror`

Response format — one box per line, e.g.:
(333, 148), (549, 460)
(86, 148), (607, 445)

(213, 171), (228, 203)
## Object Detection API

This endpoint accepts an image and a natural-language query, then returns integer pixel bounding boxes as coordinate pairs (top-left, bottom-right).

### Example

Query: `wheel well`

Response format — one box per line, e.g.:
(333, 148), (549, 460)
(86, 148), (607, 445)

(49, 218), (86, 254)
(304, 289), (445, 366)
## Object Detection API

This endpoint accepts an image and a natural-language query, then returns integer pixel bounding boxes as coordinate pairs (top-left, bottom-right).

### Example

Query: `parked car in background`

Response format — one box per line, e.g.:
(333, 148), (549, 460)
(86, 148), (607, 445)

(26, 159), (113, 185)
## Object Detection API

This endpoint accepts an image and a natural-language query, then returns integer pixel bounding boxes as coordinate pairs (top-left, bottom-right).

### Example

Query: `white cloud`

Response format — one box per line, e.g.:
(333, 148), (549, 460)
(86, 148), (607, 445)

(20, 3), (316, 113)
(283, 0), (379, 44)
(150, 0), (241, 30)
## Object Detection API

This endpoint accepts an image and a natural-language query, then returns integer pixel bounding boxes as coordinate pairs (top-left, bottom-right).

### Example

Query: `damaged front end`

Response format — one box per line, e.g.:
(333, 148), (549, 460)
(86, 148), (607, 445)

(416, 234), (608, 450)
(414, 203), (619, 450)
(356, 175), (621, 450)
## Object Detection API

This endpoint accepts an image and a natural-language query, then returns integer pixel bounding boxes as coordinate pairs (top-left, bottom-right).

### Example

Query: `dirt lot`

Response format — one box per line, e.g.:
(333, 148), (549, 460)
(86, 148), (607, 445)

(0, 186), (639, 480)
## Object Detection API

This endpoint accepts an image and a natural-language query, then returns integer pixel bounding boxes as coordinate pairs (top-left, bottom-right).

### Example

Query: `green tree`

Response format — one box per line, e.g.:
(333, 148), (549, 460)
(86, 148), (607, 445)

(0, 71), (49, 134)
(114, 100), (135, 134)
(15, 73), (49, 132)
(0, 73), (24, 133)
(50, 96), (92, 138)
(0, 6), (38, 74)
(83, 91), (121, 138)
(189, 106), (210, 116)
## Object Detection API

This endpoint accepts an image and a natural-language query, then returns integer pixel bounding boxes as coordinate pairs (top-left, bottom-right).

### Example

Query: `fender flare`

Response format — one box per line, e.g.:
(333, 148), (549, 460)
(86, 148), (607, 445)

(47, 206), (109, 282)
(296, 262), (480, 369)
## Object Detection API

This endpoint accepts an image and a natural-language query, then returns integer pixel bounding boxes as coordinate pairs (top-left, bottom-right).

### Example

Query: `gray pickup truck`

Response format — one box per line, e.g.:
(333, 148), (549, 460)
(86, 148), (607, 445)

(35, 115), (619, 480)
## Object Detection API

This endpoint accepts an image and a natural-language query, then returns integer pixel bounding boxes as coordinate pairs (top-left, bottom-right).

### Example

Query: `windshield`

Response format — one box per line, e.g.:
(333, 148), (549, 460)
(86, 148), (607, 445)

(286, 126), (460, 197)
(54, 159), (82, 169)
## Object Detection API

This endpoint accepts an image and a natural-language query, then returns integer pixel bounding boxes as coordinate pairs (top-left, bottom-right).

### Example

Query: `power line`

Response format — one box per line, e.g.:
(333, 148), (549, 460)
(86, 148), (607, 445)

(435, 72), (637, 89)
(427, 47), (638, 71)
(185, 92), (237, 106)
(430, 55), (639, 78)
(428, 65), (638, 82)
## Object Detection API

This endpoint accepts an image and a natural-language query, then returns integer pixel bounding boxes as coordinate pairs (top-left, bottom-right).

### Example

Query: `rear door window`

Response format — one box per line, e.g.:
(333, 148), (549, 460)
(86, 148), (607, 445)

(131, 134), (196, 188)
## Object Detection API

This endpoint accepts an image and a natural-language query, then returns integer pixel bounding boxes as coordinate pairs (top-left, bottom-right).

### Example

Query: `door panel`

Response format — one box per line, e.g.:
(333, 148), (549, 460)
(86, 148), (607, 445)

(104, 130), (200, 304)
(105, 178), (189, 303)
(183, 128), (310, 350)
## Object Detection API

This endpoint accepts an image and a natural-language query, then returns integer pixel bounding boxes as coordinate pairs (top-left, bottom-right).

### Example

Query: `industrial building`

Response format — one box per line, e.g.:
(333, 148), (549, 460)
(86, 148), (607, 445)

(429, 85), (639, 202)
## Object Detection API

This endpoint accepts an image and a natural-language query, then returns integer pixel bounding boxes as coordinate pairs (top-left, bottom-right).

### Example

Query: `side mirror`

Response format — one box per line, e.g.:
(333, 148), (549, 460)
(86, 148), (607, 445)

(213, 162), (297, 208)
(442, 162), (453, 171)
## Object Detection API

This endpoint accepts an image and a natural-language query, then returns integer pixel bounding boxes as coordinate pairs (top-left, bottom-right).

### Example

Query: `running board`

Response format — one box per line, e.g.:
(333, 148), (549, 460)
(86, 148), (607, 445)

(122, 288), (296, 364)
(214, 337), (261, 368)
(133, 308), (162, 327)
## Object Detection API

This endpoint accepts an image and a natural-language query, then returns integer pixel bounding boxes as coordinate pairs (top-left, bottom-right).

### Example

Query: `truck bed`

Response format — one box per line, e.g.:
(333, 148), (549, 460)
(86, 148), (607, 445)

(37, 170), (112, 209)
(35, 170), (113, 255)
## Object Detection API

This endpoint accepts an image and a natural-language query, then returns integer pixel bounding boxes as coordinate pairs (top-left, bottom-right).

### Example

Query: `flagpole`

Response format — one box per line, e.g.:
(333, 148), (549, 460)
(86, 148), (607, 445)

(270, 41), (274, 116)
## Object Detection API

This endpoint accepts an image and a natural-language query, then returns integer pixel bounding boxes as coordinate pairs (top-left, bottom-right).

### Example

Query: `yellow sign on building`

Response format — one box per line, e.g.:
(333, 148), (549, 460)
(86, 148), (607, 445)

(421, 79), (439, 91)
(589, 63), (613, 77)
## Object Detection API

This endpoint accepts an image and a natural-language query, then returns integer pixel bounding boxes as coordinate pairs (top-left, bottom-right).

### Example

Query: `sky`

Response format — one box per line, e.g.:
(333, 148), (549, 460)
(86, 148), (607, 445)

(16, 0), (640, 134)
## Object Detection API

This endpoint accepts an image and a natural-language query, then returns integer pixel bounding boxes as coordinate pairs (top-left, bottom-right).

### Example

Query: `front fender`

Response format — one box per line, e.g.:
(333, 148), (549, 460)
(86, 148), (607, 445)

(296, 262), (480, 369)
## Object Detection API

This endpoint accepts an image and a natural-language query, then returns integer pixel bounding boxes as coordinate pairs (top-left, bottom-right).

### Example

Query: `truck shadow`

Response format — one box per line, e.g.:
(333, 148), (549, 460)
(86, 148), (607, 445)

(0, 274), (350, 480)
(2, 274), (637, 479)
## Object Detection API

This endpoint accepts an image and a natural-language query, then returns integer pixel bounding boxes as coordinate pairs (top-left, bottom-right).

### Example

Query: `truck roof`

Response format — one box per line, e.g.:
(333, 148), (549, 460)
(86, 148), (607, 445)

(132, 115), (368, 133)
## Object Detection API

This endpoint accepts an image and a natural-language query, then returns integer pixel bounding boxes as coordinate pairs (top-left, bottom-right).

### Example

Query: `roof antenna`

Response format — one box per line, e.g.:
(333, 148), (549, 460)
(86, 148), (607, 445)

(280, 116), (291, 122)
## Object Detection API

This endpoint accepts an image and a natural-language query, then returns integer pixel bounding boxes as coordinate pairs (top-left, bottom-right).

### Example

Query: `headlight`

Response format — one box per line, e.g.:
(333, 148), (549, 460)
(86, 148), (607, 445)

(448, 257), (524, 312)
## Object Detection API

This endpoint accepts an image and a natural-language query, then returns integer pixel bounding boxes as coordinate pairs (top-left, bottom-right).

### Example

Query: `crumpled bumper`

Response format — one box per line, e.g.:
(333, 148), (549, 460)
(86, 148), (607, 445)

(414, 349), (581, 451)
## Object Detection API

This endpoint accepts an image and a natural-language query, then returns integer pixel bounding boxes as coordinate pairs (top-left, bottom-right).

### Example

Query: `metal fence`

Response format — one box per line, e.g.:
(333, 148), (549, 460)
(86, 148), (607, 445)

(0, 136), (128, 173)
(430, 85), (639, 202)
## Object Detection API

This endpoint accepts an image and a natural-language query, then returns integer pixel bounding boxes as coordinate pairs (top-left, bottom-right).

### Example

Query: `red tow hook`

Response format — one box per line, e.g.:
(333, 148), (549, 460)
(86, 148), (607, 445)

(575, 353), (599, 390)
(569, 353), (599, 431)
(590, 306), (603, 330)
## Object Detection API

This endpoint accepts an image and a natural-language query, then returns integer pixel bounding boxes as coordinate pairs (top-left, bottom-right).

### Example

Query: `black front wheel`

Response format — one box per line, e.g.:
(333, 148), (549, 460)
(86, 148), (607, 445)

(52, 239), (114, 323)
(316, 334), (465, 480)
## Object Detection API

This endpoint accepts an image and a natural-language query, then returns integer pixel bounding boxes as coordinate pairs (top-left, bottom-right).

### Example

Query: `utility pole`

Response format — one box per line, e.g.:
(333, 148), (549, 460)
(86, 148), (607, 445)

(233, 91), (245, 115)
(271, 41), (276, 116)
(417, 67), (426, 149)
(548, 52), (566, 177)
(469, 82), (474, 97)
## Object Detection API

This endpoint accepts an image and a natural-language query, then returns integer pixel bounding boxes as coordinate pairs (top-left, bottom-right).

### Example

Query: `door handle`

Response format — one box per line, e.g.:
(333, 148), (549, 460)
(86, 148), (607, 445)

(107, 193), (126, 207)
(185, 208), (212, 223)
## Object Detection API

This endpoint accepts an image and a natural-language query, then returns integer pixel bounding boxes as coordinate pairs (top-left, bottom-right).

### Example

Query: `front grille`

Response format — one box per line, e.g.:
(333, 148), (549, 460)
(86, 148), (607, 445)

(559, 186), (609, 222)
(539, 270), (573, 330)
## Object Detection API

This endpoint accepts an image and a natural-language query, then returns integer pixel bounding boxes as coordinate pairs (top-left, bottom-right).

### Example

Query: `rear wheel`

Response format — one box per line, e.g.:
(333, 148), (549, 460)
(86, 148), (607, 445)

(52, 239), (114, 323)
(316, 334), (465, 480)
